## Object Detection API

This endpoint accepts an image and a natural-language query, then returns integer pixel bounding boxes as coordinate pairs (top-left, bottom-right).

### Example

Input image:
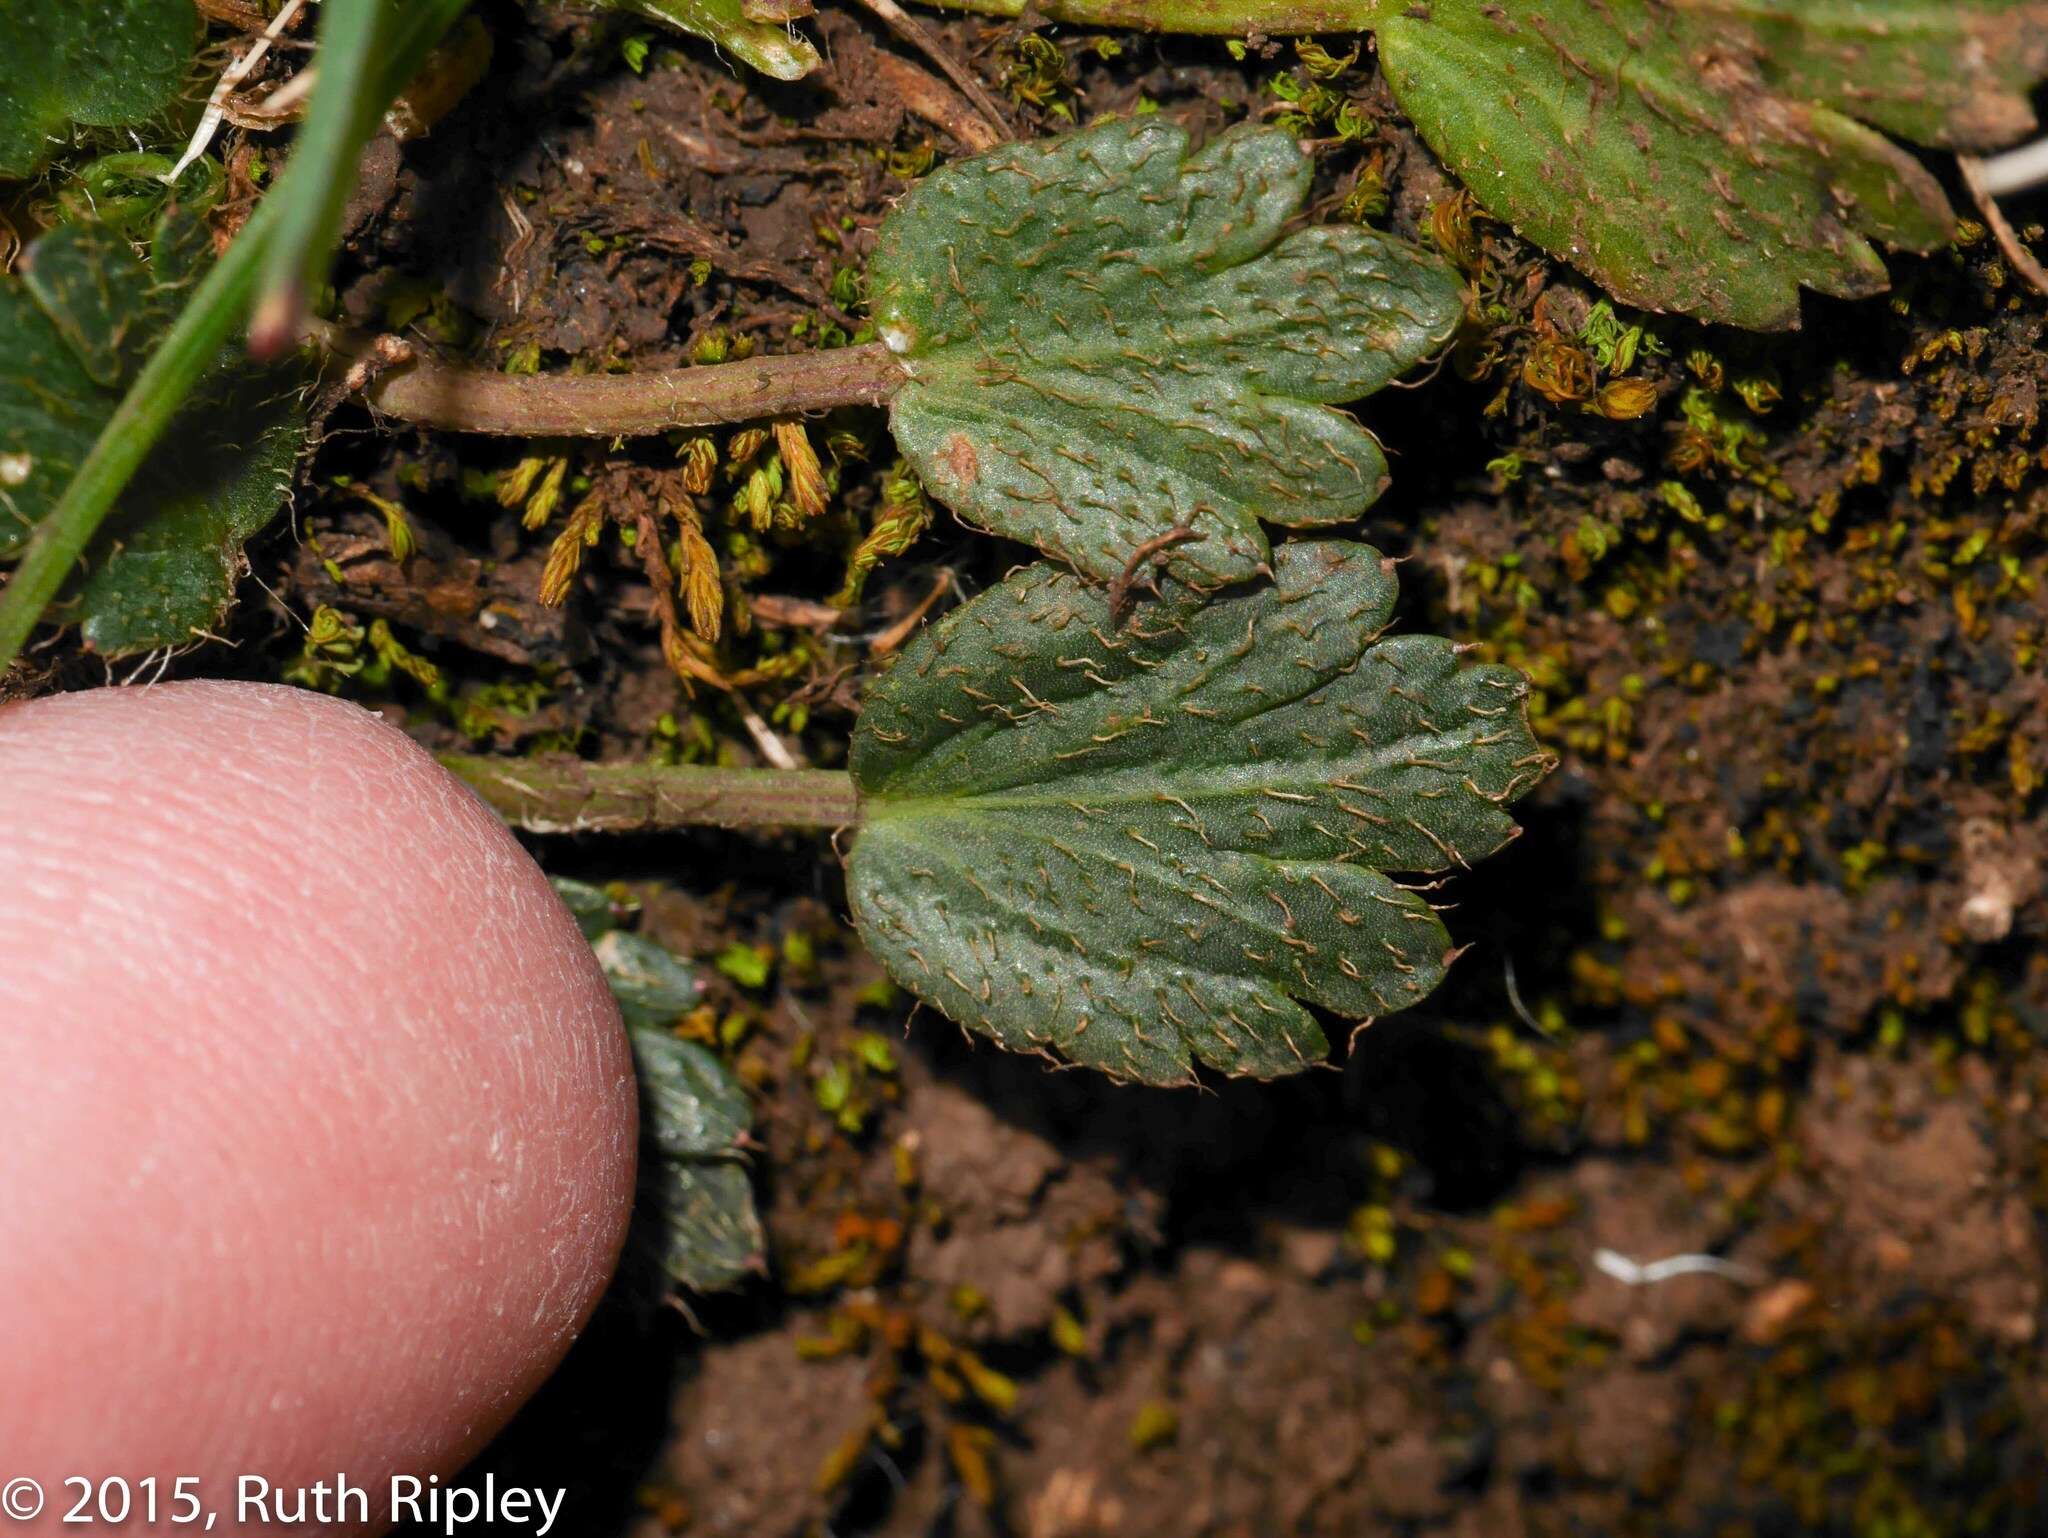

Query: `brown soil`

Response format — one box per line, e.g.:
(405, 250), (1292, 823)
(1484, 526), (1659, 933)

(81, 6), (2048, 1536)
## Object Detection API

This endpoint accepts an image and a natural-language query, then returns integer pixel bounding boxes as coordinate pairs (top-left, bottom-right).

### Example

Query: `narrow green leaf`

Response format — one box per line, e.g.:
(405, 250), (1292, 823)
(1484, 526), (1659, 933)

(845, 541), (1551, 1086)
(594, 0), (821, 82)
(251, 0), (470, 351)
(0, 0), (198, 179)
(869, 118), (1463, 587)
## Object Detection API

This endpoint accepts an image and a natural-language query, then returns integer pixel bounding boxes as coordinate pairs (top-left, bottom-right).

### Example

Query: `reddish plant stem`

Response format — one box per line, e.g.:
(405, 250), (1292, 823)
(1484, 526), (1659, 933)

(317, 325), (908, 436)
(441, 754), (862, 833)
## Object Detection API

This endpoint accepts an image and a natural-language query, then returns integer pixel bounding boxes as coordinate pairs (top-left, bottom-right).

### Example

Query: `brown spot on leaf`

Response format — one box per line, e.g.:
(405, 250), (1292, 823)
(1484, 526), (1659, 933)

(944, 432), (979, 488)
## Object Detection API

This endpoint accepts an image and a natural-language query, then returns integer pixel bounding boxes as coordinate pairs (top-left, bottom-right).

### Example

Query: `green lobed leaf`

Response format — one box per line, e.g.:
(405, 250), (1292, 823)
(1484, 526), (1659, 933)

(577, 898), (764, 1292)
(908, 0), (2047, 328)
(0, 217), (302, 657)
(1372, 0), (2048, 329)
(0, 0), (198, 179)
(868, 118), (1463, 588)
(20, 221), (171, 386)
(844, 541), (1551, 1086)
(1681, 1), (2048, 151)
(594, 0), (820, 82)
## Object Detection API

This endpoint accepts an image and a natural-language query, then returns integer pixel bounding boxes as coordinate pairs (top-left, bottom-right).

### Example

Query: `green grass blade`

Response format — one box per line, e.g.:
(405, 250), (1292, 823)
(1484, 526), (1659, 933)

(250, 0), (470, 353)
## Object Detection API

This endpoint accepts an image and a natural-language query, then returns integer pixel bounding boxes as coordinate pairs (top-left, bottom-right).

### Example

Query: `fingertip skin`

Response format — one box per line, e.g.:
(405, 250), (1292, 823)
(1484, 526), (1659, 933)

(0, 681), (638, 1535)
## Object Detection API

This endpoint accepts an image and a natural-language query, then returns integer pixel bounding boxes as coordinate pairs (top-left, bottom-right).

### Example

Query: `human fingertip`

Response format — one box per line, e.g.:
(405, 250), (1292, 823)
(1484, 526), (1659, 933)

(0, 680), (638, 1535)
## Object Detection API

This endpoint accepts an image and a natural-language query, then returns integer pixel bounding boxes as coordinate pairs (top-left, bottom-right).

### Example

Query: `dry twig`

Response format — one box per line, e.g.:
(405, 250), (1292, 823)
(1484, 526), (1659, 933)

(842, 0), (1010, 146)
(868, 50), (1003, 153)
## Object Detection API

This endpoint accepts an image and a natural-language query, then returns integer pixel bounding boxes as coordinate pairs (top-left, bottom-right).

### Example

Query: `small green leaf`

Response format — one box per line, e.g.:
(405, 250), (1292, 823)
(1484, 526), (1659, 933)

(631, 1029), (764, 1292)
(0, 217), (302, 657)
(580, 907), (765, 1293)
(549, 876), (617, 940)
(845, 541), (1550, 1086)
(56, 151), (222, 241)
(20, 221), (169, 386)
(713, 940), (774, 990)
(594, 0), (820, 82)
(626, 1028), (765, 1294)
(0, 0), (198, 179)
(593, 929), (708, 1031)
(868, 118), (1463, 587)
(646, 1157), (762, 1292)
(630, 1025), (751, 1162)
(854, 1031), (898, 1074)
(1373, 0), (2046, 329)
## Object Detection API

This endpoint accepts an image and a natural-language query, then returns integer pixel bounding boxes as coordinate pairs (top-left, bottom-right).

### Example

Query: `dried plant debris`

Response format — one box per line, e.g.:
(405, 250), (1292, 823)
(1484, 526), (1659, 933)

(844, 541), (1551, 1086)
(0, 216), (302, 657)
(0, 0), (197, 179)
(1371, 0), (2048, 329)
(869, 117), (1464, 587)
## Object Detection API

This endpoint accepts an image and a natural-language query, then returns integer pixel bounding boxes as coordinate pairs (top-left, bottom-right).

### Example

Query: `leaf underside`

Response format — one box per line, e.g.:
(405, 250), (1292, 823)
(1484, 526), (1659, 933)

(846, 541), (1550, 1087)
(869, 118), (1464, 587)
(0, 219), (301, 657)
(0, 0), (197, 179)
(1376, 0), (2048, 329)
